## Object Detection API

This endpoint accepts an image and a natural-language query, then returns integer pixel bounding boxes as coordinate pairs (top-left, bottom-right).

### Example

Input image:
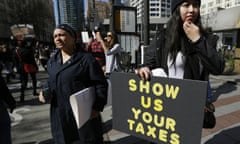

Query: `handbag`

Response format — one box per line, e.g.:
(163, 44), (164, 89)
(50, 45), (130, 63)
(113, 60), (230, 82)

(24, 64), (37, 73)
(203, 102), (216, 129)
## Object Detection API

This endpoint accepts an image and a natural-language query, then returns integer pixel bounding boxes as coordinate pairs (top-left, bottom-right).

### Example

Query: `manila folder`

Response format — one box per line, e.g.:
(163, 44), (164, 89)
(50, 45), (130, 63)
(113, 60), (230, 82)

(69, 87), (95, 128)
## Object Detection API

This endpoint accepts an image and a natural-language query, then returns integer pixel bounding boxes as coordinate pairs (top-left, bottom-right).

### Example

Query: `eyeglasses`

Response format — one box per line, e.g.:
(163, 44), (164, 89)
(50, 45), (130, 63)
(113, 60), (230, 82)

(107, 35), (112, 37)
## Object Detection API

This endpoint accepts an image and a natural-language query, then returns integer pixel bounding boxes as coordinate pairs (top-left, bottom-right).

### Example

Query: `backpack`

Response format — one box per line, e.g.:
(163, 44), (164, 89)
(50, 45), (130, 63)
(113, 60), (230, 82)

(116, 51), (131, 71)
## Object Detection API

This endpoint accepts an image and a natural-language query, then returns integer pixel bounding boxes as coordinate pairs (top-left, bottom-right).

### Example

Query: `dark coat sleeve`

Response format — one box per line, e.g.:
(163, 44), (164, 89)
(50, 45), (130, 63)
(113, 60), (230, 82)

(143, 29), (167, 71)
(88, 57), (108, 112)
(193, 35), (225, 75)
(0, 75), (16, 109)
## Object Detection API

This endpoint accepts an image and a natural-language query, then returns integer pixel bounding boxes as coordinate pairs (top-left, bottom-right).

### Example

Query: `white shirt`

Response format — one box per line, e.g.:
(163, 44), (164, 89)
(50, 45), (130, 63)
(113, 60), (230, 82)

(105, 43), (121, 73)
(167, 52), (186, 79)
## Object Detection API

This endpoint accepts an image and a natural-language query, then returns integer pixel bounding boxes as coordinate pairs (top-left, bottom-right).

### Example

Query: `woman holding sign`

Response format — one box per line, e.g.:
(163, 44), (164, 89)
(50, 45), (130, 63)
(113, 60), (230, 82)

(135, 0), (224, 128)
(38, 24), (108, 144)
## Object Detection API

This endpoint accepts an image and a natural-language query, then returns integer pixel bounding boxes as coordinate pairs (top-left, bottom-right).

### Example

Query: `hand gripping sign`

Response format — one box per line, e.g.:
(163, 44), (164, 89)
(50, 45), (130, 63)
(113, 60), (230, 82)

(110, 72), (207, 144)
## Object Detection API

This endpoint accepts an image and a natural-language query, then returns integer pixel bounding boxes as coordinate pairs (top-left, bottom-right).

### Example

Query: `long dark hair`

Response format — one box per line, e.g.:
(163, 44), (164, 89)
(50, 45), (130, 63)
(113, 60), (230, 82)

(106, 32), (119, 49)
(165, 6), (205, 65)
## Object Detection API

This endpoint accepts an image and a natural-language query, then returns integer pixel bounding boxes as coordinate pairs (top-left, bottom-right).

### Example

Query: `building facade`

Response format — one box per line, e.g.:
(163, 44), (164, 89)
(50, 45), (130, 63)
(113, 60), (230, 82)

(0, 0), (55, 42)
(199, 0), (240, 51)
(0, 0), (14, 39)
(201, 0), (240, 15)
(127, 0), (170, 19)
(53, 0), (84, 32)
(124, 0), (170, 40)
(87, 0), (110, 30)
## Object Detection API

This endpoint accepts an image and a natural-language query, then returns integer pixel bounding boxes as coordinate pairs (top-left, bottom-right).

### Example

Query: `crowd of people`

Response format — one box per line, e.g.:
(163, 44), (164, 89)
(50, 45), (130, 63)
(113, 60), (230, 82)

(0, 39), (55, 143)
(0, 39), (55, 101)
(0, 0), (226, 143)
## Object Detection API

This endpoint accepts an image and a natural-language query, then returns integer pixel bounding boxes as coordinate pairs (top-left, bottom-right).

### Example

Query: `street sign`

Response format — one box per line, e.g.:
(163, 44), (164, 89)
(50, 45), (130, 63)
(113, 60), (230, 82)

(113, 6), (136, 34)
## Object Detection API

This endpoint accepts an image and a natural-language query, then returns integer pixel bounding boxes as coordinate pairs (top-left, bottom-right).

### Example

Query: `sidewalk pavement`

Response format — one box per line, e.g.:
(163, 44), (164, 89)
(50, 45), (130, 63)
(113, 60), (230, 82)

(7, 67), (240, 144)
(101, 73), (240, 144)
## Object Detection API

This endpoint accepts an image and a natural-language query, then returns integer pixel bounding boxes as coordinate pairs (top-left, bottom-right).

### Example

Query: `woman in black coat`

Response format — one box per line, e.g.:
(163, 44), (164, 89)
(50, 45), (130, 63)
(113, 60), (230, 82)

(135, 0), (225, 130)
(16, 40), (38, 102)
(136, 0), (224, 82)
(39, 24), (108, 144)
(0, 75), (16, 144)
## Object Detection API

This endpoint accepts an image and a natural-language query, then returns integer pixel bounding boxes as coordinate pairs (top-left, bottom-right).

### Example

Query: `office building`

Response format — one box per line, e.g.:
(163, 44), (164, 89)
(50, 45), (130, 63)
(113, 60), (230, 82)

(201, 0), (240, 28)
(53, 0), (84, 32)
(127, 0), (171, 19)
(0, 0), (54, 42)
(87, 0), (110, 29)
(123, 0), (170, 39)
(201, 0), (240, 15)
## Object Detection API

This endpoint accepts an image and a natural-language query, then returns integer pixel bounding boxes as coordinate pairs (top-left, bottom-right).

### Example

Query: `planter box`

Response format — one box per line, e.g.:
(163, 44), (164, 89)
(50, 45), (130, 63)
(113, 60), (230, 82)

(234, 59), (240, 73)
(235, 48), (240, 58)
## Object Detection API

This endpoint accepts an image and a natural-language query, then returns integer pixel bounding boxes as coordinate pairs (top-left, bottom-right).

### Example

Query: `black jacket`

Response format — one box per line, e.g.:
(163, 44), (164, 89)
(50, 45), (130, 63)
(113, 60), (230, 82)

(144, 31), (225, 81)
(46, 48), (108, 143)
(0, 75), (16, 110)
(0, 75), (16, 144)
(17, 46), (38, 65)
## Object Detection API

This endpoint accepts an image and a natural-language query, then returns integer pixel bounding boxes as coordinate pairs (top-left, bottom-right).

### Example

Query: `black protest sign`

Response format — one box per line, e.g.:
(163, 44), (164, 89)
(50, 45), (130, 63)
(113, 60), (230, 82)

(111, 72), (207, 144)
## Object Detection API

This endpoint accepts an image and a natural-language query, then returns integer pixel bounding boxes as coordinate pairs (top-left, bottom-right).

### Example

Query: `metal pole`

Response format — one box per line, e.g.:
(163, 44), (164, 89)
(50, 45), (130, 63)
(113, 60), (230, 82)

(143, 0), (149, 45)
(110, 0), (115, 32)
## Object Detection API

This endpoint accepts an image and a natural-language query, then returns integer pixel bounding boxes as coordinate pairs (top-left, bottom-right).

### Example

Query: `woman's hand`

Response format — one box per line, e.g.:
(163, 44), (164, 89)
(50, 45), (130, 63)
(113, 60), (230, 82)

(135, 67), (151, 81)
(39, 91), (46, 103)
(183, 21), (201, 42)
(95, 32), (103, 42)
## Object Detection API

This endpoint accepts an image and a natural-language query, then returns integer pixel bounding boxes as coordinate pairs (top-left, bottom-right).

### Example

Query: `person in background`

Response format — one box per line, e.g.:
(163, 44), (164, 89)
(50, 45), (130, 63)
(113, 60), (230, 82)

(38, 24), (108, 144)
(85, 27), (106, 72)
(39, 45), (50, 71)
(0, 74), (16, 144)
(0, 44), (15, 82)
(15, 40), (38, 103)
(98, 31), (122, 77)
(135, 0), (225, 131)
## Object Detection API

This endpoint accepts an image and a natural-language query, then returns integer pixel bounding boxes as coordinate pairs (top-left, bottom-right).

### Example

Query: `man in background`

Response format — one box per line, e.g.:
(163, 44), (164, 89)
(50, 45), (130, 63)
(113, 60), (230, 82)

(85, 26), (106, 72)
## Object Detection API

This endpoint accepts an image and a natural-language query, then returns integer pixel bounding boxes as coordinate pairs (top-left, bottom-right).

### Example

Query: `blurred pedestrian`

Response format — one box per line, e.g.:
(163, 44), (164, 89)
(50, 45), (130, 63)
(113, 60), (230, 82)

(98, 31), (122, 77)
(15, 40), (38, 103)
(39, 45), (50, 71)
(0, 74), (16, 144)
(39, 24), (108, 144)
(0, 44), (15, 82)
(85, 27), (106, 72)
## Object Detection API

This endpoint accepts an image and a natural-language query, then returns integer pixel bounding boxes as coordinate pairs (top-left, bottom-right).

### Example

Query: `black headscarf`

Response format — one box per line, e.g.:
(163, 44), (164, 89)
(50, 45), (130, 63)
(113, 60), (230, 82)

(55, 24), (77, 40)
(171, 0), (201, 13)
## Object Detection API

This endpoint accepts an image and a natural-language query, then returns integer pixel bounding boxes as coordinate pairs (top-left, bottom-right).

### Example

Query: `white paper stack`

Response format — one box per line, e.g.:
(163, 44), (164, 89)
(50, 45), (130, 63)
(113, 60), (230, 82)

(69, 87), (95, 128)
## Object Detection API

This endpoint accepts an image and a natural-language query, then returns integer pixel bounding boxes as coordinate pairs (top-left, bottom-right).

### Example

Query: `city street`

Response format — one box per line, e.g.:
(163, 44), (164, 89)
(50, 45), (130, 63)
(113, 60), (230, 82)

(7, 67), (240, 144)
(7, 68), (52, 144)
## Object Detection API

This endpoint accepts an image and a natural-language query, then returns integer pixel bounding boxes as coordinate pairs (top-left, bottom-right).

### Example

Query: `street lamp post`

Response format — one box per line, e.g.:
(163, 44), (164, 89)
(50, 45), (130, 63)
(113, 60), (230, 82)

(143, 0), (149, 45)
(110, 0), (115, 32)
